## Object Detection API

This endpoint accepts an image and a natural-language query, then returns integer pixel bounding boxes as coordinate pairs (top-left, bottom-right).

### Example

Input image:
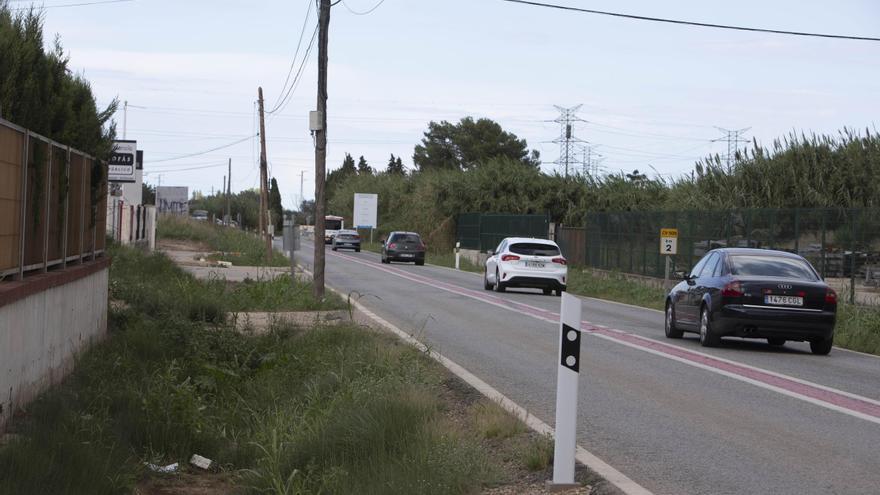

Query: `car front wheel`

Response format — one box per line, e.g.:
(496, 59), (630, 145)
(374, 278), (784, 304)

(484, 270), (493, 290)
(665, 302), (684, 339)
(699, 306), (720, 347)
(767, 338), (786, 347)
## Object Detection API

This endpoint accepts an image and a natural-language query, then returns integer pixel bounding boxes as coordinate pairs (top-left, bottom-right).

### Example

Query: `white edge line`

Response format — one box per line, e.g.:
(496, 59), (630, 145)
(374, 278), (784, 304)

(301, 264), (654, 495)
(325, 251), (880, 422)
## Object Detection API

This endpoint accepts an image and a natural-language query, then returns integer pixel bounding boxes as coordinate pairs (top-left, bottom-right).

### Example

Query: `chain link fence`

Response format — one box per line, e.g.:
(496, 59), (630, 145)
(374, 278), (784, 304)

(577, 208), (880, 305)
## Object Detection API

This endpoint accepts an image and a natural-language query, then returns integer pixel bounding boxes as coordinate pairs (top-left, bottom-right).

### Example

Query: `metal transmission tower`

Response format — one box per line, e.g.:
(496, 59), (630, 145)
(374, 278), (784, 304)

(714, 126), (751, 170)
(552, 105), (587, 177)
(581, 145), (605, 177)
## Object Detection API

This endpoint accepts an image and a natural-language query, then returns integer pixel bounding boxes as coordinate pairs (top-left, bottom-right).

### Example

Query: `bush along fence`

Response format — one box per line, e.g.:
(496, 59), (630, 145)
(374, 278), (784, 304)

(555, 208), (880, 305)
(0, 117), (107, 280)
(456, 212), (551, 252)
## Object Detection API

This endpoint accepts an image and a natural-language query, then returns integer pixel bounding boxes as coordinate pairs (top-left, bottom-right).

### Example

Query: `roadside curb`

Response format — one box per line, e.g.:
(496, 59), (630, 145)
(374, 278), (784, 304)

(298, 263), (654, 495)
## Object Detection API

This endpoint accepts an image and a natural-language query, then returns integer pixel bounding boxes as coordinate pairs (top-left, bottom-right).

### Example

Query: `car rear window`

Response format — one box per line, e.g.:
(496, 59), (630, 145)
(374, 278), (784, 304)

(729, 255), (818, 280)
(509, 243), (560, 256)
(391, 234), (421, 244)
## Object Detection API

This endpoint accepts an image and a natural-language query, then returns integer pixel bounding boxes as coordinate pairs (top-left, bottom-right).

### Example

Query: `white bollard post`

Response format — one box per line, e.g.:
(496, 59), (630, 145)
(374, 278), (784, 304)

(550, 292), (583, 489)
(455, 241), (461, 270)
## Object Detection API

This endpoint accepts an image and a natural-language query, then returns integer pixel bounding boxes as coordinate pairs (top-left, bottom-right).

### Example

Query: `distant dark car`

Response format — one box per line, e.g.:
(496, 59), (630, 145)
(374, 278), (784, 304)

(331, 230), (361, 252)
(664, 248), (837, 355)
(381, 232), (425, 265)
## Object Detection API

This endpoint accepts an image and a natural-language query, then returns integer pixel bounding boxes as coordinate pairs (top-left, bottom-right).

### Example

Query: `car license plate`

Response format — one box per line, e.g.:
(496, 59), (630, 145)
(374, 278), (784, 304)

(525, 261), (545, 268)
(765, 295), (803, 306)
(400, 253), (413, 258)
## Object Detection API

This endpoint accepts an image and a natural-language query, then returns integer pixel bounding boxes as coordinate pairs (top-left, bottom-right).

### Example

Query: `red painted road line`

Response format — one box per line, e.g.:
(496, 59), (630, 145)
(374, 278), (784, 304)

(329, 251), (880, 422)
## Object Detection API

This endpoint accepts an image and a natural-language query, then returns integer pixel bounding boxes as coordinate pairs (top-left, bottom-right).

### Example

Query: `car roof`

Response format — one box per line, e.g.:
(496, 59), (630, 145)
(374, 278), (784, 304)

(503, 237), (558, 245)
(390, 231), (420, 236)
(337, 229), (358, 234)
(713, 248), (803, 259)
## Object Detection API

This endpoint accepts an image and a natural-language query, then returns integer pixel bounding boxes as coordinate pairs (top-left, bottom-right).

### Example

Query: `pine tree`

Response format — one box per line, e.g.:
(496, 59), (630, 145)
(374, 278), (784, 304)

(386, 154), (405, 175)
(269, 177), (284, 231)
(357, 155), (373, 175)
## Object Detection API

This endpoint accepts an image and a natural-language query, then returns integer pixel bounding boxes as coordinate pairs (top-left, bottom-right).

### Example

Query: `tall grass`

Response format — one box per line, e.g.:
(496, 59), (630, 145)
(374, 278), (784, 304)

(158, 216), (288, 267)
(0, 244), (496, 494)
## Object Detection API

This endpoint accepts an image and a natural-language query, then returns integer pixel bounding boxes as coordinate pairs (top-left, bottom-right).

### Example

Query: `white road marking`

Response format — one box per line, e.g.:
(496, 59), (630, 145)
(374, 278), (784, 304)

(328, 250), (880, 425)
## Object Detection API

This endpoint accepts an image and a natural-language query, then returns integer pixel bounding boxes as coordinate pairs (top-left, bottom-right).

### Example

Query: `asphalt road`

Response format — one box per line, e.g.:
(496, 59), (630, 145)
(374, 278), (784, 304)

(293, 241), (880, 495)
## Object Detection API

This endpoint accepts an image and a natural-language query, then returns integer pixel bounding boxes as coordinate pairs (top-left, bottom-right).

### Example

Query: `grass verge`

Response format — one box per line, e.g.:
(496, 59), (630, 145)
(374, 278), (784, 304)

(566, 268), (666, 311)
(0, 244), (547, 494)
(566, 267), (880, 355)
(158, 215), (288, 267)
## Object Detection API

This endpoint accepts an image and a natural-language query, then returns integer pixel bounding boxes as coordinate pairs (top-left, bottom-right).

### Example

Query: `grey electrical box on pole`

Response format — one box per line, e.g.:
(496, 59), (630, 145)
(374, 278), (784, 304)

(309, 111), (324, 132)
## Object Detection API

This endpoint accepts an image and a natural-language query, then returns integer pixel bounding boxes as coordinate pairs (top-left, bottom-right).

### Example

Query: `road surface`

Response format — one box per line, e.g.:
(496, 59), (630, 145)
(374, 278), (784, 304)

(293, 241), (880, 495)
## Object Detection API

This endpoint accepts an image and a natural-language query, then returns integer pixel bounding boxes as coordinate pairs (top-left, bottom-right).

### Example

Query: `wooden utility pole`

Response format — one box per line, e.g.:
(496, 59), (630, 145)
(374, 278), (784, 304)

(313, 0), (331, 299)
(226, 158), (232, 226)
(257, 87), (272, 262)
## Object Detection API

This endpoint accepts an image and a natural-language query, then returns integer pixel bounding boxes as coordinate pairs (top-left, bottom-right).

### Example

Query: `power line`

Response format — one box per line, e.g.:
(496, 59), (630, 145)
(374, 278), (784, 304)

(341, 0), (386, 15)
(268, 23), (319, 115)
(144, 163), (228, 175)
(498, 0), (880, 42)
(10, 0), (134, 10)
(270, 0), (314, 111)
(149, 135), (257, 163)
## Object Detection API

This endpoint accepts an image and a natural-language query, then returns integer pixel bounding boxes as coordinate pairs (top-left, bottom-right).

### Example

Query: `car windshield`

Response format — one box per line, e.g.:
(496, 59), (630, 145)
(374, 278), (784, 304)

(509, 243), (559, 256)
(392, 234), (421, 244)
(729, 255), (818, 280)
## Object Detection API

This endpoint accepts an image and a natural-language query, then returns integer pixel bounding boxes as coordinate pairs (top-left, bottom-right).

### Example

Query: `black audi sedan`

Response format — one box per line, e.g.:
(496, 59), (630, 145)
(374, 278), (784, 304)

(665, 248), (837, 355)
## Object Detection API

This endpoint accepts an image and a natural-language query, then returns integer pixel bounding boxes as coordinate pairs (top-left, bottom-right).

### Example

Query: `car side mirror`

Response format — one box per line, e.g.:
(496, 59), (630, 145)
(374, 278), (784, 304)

(674, 270), (688, 280)
(486, 250), (494, 256)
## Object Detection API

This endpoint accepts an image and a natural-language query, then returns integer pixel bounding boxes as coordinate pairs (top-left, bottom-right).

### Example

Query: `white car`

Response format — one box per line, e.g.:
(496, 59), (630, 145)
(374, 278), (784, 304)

(483, 237), (567, 296)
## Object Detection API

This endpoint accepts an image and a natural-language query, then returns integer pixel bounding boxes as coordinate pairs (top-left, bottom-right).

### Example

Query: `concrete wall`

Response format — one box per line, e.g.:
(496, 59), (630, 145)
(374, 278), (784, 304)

(0, 263), (108, 430)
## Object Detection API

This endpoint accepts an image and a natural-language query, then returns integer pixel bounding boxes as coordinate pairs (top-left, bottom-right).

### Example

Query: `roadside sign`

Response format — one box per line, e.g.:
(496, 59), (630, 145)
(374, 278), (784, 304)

(660, 228), (678, 255)
(109, 140), (137, 183)
(353, 193), (378, 229)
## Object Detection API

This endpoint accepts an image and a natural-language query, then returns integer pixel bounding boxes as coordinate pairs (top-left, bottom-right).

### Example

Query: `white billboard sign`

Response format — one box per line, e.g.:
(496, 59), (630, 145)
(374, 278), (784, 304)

(353, 193), (378, 229)
(109, 140), (137, 183)
(156, 186), (189, 215)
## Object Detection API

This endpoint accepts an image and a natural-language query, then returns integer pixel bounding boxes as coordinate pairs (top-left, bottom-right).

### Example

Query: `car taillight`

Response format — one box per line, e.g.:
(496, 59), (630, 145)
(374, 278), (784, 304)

(721, 280), (743, 298)
(825, 288), (837, 304)
(552, 257), (567, 265)
(501, 254), (520, 262)
(388, 243), (397, 249)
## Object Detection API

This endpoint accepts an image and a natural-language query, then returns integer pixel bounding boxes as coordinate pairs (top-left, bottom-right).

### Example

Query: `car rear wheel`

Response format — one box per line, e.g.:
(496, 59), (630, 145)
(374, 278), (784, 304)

(493, 269), (506, 292)
(415, 260), (424, 266)
(665, 302), (684, 339)
(381, 255), (389, 264)
(543, 288), (552, 295)
(699, 306), (720, 347)
(332, 246), (338, 251)
(554, 289), (562, 297)
(484, 270), (493, 290)
(810, 336), (833, 355)
(767, 338), (786, 347)
(355, 248), (361, 253)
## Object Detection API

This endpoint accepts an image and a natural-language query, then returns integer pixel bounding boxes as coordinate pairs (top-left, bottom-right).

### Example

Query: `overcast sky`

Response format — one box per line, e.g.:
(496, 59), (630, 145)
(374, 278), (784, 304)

(32, 0), (880, 208)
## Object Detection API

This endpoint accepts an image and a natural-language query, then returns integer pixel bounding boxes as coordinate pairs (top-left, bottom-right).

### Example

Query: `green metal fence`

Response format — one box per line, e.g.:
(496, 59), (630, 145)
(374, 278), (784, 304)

(584, 208), (880, 304)
(457, 213), (550, 251)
